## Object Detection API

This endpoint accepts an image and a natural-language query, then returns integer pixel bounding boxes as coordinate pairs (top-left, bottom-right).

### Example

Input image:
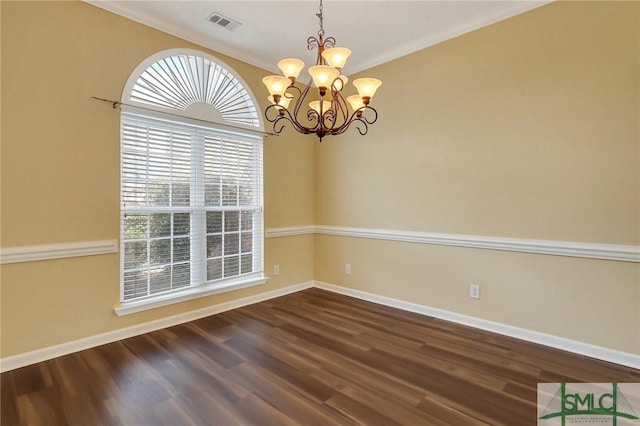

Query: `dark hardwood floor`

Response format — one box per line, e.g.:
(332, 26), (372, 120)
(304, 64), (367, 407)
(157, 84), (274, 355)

(2, 288), (638, 425)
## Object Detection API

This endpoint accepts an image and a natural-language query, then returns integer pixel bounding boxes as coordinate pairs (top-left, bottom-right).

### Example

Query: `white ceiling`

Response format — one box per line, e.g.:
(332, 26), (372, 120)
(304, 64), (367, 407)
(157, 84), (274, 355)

(86, 1), (550, 75)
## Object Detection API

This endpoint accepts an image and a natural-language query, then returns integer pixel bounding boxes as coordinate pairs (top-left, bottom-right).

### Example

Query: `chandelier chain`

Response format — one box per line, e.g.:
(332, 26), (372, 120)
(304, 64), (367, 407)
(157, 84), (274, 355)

(316, 0), (325, 37)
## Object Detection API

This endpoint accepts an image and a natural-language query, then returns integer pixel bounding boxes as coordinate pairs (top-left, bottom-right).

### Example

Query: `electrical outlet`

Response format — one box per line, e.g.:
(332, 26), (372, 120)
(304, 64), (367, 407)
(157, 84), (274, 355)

(345, 264), (352, 275)
(470, 284), (480, 299)
(273, 264), (280, 276)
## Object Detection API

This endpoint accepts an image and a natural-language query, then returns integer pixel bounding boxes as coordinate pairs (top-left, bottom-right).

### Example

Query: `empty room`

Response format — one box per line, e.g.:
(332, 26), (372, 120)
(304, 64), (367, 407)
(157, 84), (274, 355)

(1, 1), (639, 424)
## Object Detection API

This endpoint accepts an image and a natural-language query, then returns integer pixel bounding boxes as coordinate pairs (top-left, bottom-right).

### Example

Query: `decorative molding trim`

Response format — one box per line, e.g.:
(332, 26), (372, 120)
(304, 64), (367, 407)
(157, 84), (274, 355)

(0, 240), (118, 265)
(314, 225), (640, 263)
(265, 225), (316, 238)
(355, 1), (552, 74)
(314, 281), (640, 369)
(0, 281), (314, 373)
(8, 227), (634, 265)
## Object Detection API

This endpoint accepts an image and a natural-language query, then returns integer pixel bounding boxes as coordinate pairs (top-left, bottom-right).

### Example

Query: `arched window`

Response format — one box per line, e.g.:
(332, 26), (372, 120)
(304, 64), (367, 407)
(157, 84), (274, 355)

(117, 49), (265, 315)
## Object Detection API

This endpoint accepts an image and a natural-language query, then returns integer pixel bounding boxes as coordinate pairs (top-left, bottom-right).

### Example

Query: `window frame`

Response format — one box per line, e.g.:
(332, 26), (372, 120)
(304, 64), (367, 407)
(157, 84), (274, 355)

(116, 50), (266, 316)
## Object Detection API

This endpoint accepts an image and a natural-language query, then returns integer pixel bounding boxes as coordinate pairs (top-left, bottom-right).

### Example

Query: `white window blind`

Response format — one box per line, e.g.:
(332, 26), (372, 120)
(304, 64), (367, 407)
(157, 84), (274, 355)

(120, 111), (263, 302)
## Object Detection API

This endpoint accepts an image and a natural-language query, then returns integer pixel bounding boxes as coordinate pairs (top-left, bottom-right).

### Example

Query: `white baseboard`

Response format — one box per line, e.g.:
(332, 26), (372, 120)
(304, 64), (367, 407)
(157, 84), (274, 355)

(2, 280), (637, 372)
(313, 281), (640, 370)
(0, 281), (314, 373)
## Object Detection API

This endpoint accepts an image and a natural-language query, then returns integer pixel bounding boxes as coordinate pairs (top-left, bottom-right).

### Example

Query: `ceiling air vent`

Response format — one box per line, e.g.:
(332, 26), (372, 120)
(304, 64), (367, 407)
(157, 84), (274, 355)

(206, 12), (242, 31)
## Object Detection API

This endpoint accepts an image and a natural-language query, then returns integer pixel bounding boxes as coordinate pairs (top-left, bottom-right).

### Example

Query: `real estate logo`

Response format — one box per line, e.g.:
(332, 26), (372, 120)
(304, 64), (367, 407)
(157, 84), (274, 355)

(538, 383), (640, 426)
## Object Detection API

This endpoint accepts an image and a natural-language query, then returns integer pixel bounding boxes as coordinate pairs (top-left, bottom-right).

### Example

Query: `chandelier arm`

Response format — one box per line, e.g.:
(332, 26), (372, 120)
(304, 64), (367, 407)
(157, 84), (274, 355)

(285, 85), (303, 97)
(359, 106), (379, 125)
(273, 116), (288, 135)
(265, 107), (296, 135)
(307, 109), (319, 123)
(352, 118), (370, 136)
(323, 36), (336, 50)
(310, 109), (332, 135)
(308, 36), (325, 65)
(329, 91), (350, 129)
(337, 115), (370, 136)
(265, 104), (314, 135)
(266, 100), (379, 138)
(264, 104), (284, 123)
(280, 84), (303, 118)
(284, 102), (322, 134)
(290, 81), (323, 133)
(292, 83), (312, 119)
(285, 107), (317, 134)
(322, 109), (336, 130)
(307, 36), (320, 52)
(307, 106), (337, 137)
(326, 106), (376, 135)
(331, 77), (344, 92)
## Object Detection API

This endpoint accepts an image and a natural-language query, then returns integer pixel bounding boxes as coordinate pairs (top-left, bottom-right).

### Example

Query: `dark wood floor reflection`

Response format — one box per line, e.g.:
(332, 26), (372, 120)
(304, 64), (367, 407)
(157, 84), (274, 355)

(2, 288), (638, 425)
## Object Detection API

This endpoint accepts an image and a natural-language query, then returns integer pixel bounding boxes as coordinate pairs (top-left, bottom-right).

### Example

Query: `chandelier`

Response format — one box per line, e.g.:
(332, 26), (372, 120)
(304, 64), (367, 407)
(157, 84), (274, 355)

(262, 0), (382, 142)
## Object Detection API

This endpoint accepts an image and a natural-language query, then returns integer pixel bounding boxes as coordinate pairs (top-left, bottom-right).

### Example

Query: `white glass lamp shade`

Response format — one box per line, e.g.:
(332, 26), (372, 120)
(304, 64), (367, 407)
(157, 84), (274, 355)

(321, 47), (351, 69)
(262, 75), (291, 96)
(308, 65), (340, 89)
(347, 95), (365, 111)
(277, 58), (305, 79)
(268, 95), (291, 109)
(353, 78), (382, 100)
(309, 100), (332, 115)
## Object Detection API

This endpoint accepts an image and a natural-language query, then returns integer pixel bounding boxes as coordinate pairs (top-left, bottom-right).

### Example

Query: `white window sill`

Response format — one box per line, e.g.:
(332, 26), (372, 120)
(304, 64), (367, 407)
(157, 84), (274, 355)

(114, 275), (269, 316)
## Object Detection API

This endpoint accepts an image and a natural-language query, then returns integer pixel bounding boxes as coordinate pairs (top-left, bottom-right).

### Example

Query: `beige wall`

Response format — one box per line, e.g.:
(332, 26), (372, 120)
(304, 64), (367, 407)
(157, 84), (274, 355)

(0, 1), (314, 357)
(1, 1), (638, 360)
(315, 1), (639, 354)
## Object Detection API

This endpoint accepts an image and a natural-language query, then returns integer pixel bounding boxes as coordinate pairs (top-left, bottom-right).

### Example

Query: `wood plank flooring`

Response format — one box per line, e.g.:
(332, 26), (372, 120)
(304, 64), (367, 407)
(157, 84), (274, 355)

(2, 288), (639, 425)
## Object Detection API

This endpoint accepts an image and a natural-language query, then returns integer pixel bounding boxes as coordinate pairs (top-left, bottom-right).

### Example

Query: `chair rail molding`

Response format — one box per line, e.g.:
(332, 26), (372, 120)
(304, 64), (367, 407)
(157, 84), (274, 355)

(265, 225), (316, 238)
(265, 225), (639, 262)
(0, 240), (118, 264)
